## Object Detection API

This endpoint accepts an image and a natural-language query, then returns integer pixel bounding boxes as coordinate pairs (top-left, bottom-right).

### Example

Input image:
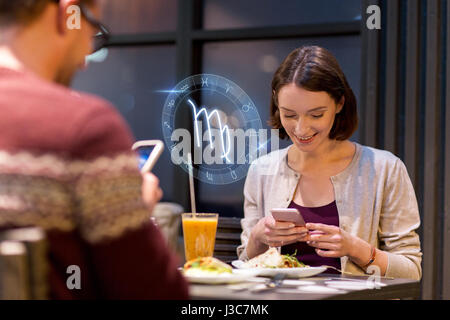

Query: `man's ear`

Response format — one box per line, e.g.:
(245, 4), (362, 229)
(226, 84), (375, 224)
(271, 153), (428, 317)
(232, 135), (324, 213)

(56, 0), (80, 35)
(336, 95), (345, 114)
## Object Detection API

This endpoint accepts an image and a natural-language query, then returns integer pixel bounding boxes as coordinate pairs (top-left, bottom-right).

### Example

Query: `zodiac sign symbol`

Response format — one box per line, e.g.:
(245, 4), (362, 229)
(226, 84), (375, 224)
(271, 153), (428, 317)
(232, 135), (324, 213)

(229, 168), (237, 180)
(187, 99), (231, 163)
(164, 121), (172, 130)
(242, 104), (251, 112)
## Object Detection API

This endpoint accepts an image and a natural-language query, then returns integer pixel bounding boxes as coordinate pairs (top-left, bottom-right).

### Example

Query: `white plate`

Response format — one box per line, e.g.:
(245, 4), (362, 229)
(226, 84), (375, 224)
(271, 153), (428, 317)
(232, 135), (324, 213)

(297, 285), (345, 294)
(325, 280), (386, 290)
(231, 260), (327, 278)
(183, 270), (259, 284)
(232, 268), (265, 277)
(324, 281), (369, 291)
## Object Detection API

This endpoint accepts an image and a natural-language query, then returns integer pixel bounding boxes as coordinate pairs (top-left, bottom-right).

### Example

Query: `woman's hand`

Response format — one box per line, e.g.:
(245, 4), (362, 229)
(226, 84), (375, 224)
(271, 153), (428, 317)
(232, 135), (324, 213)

(305, 223), (356, 258)
(141, 172), (163, 213)
(254, 216), (309, 248)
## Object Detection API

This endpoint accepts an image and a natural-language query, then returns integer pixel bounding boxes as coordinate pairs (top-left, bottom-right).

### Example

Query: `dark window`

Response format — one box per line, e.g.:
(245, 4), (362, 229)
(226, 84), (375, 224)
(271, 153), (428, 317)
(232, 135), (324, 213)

(100, 0), (177, 34)
(203, 0), (362, 29)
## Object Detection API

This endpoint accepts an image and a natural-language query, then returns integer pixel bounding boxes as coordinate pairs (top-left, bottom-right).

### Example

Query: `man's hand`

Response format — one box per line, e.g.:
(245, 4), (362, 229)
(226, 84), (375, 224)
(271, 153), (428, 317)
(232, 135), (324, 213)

(141, 172), (163, 213)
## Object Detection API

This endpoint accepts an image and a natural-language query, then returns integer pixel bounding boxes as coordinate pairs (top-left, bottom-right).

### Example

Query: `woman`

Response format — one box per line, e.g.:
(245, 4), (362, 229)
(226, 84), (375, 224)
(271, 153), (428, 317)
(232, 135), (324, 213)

(237, 46), (422, 279)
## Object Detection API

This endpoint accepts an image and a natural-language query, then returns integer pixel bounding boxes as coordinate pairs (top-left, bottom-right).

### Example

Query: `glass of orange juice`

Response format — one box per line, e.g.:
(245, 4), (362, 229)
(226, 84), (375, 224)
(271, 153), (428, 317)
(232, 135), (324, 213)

(182, 213), (218, 261)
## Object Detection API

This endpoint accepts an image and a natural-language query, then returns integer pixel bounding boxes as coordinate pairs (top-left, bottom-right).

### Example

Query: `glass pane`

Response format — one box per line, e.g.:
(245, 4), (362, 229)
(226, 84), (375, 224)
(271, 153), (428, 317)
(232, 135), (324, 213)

(198, 36), (361, 217)
(203, 0), (362, 30)
(99, 0), (177, 34)
(72, 46), (177, 201)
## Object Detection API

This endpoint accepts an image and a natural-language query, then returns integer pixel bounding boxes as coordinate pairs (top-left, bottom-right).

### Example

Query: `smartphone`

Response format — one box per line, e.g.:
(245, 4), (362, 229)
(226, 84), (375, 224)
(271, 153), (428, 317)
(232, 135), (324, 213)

(131, 140), (164, 173)
(270, 208), (306, 227)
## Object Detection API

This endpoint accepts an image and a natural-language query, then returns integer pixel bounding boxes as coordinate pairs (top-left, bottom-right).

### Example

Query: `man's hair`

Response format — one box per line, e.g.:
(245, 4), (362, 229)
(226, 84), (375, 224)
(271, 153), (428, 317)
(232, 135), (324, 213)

(0, 0), (94, 27)
(269, 46), (358, 141)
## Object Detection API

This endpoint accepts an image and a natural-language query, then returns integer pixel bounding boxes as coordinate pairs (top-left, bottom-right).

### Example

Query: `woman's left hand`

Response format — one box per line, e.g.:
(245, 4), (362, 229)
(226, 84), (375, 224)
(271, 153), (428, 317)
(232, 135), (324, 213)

(305, 223), (356, 258)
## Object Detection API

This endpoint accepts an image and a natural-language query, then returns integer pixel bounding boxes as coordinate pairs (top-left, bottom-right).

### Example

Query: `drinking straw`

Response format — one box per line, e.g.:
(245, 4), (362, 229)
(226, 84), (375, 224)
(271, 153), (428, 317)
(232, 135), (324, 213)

(187, 152), (197, 216)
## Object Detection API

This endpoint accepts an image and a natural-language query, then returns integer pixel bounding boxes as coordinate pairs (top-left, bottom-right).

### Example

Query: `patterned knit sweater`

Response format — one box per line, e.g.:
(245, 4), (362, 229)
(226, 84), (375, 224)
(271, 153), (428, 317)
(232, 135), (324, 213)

(0, 67), (189, 299)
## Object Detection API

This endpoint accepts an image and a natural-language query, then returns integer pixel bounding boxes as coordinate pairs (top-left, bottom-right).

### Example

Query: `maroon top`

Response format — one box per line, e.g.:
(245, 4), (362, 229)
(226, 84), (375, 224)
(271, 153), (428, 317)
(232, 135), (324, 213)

(281, 201), (341, 274)
(0, 67), (189, 299)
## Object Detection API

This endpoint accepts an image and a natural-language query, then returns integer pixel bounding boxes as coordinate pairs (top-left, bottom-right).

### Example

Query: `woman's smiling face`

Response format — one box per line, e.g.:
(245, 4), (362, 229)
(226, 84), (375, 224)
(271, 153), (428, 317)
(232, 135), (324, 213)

(277, 83), (344, 153)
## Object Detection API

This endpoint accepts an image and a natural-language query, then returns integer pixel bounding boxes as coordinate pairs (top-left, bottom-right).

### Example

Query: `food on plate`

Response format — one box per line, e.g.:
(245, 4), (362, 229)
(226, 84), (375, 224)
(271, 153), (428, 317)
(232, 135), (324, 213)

(241, 248), (307, 268)
(182, 256), (232, 276)
(241, 247), (282, 268)
(282, 251), (307, 268)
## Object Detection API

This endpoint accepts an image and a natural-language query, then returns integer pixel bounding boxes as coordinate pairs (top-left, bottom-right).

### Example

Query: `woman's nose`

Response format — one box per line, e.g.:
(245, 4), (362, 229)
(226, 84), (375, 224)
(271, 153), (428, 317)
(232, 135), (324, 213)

(294, 117), (310, 135)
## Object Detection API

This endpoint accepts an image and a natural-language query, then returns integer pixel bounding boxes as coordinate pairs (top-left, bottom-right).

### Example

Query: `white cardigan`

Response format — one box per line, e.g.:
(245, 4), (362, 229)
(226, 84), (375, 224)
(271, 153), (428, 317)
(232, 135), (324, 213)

(238, 142), (422, 280)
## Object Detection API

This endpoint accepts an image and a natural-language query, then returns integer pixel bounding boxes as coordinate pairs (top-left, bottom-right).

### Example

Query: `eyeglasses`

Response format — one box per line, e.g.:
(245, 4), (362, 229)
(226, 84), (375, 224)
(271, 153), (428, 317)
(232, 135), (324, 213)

(51, 0), (110, 53)
(80, 4), (110, 53)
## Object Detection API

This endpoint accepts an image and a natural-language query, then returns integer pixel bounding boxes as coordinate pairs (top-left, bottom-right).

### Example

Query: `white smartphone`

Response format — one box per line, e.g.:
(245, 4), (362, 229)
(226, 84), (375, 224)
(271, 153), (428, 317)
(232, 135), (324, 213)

(131, 140), (164, 173)
(270, 208), (306, 227)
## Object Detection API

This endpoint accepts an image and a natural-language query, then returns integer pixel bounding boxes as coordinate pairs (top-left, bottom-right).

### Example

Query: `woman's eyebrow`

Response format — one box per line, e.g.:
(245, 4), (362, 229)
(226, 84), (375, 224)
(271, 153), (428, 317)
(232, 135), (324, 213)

(308, 106), (328, 112)
(279, 106), (295, 112)
(279, 106), (328, 112)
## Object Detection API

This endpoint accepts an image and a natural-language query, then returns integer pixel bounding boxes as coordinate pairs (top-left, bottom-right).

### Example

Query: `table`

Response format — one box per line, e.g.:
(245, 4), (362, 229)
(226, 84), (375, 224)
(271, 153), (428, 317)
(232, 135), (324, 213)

(189, 273), (421, 300)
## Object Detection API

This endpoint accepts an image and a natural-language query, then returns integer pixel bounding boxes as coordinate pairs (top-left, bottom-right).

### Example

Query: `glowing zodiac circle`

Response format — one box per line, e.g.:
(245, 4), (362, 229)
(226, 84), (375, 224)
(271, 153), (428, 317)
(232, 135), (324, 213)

(161, 74), (264, 185)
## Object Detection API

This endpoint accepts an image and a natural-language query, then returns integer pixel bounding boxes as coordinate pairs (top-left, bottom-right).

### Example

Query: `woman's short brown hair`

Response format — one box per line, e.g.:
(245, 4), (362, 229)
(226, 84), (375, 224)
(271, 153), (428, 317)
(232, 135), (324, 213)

(269, 46), (358, 140)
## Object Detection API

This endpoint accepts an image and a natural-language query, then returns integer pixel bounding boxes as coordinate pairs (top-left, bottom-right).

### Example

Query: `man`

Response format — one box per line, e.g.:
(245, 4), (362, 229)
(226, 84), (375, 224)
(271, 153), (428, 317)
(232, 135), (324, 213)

(0, 0), (189, 299)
